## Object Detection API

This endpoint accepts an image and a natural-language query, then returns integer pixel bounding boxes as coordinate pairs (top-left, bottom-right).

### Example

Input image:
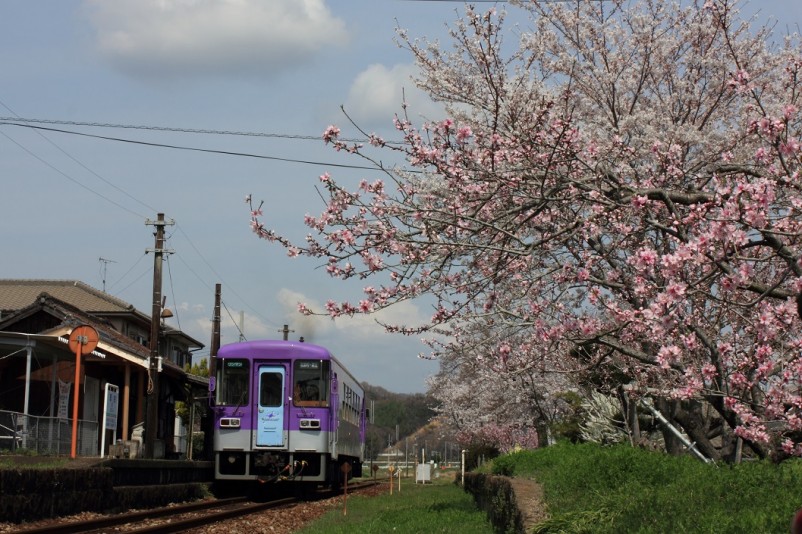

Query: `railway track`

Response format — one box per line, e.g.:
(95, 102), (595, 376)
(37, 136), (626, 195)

(14, 481), (380, 534)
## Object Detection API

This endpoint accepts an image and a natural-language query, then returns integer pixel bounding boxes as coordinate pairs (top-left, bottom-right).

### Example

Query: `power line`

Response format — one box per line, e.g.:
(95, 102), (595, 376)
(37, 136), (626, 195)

(0, 109), (287, 346)
(173, 224), (282, 329)
(0, 121), (391, 172)
(165, 255), (183, 331)
(107, 253), (148, 292)
(110, 262), (152, 297)
(0, 102), (158, 217)
(0, 130), (149, 219)
(0, 116), (373, 144)
(221, 300), (247, 342)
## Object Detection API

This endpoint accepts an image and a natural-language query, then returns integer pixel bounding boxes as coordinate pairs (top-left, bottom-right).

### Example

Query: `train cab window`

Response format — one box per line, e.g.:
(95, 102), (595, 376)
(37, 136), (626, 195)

(217, 359), (249, 406)
(294, 359), (329, 407)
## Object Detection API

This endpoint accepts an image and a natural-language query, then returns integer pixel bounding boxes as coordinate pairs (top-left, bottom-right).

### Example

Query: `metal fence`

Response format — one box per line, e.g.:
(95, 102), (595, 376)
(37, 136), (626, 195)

(0, 410), (99, 456)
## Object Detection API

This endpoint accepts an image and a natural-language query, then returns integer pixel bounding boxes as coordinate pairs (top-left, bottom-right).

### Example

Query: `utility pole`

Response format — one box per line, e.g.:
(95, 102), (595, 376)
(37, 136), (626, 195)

(210, 283), (221, 376)
(279, 324), (294, 341)
(144, 213), (174, 459)
(201, 284), (222, 461)
(203, 283), (221, 462)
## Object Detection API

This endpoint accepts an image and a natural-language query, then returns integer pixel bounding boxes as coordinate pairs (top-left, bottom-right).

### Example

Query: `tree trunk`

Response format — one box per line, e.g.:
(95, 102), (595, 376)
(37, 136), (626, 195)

(536, 421), (550, 448)
(617, 388), (641, 445)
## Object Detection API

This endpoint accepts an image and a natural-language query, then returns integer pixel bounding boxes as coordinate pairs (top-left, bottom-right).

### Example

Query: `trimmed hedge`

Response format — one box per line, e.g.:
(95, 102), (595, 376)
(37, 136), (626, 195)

(0, 467), (114, 522)
(462, 472), (526, 534)
(0, 467), (209, 523)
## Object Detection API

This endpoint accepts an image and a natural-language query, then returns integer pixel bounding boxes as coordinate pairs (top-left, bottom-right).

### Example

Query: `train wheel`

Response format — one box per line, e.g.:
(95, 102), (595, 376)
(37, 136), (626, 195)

(327, 462), (342, 491)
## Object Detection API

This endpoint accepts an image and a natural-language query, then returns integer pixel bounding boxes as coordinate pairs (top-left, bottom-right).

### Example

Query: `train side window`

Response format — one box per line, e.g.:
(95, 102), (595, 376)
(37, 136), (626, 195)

(217, 359), (249, 406)
(294, 359), (329, 407)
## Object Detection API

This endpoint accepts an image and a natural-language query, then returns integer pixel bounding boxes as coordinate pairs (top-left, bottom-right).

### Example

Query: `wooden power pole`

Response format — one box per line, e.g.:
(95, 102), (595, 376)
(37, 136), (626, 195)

(144, 213), (173, 459)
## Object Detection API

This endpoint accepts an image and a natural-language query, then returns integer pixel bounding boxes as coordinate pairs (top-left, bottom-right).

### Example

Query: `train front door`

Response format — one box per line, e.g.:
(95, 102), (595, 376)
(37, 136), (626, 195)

(256, 365), (286, 447)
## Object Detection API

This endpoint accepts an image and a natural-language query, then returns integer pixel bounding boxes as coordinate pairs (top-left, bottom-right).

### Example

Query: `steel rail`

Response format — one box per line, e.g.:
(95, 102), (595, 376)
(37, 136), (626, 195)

(13, 496), (248, 534)
(13, 480), (380, 534)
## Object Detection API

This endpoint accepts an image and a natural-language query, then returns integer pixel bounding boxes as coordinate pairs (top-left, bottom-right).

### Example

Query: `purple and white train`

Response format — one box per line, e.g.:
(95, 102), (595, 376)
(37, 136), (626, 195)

(211, 339), (366, 487)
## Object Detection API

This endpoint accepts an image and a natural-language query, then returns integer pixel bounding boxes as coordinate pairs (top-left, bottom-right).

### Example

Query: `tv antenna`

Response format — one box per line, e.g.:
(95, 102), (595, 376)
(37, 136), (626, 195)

(99, 257), (116, 292)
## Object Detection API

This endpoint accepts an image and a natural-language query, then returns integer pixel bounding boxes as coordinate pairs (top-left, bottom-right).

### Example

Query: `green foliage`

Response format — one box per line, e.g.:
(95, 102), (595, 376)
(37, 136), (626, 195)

(0, 448), (38, 458)
(491, 442), (802, 533)
(549, 391), (585, 443)
(296, 476), (491, 533)
(176, 358), (211, 423)
(188, 431), (204, 460)
(184, 358), (210, 377)
(362, 383), (436, 456)
(533, 508), (619, 534)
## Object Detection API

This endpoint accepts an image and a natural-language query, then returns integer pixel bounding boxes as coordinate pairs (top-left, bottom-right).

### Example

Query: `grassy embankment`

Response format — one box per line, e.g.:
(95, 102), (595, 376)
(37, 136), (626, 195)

(296, 471), (492, 534)
(303, 442), (802, 533)
(489, 441), (802, 533)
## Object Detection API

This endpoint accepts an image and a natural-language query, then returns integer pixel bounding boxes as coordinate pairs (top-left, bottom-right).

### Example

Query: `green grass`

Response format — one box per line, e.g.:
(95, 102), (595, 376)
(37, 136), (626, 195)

(489, 441), (802, 533)
(0, 453), (74, 469)
(296, 474), (493, 534)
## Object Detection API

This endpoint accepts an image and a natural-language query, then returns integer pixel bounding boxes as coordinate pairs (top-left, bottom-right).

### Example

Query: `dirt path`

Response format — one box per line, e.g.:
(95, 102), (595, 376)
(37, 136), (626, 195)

(511, 477), (548, 530)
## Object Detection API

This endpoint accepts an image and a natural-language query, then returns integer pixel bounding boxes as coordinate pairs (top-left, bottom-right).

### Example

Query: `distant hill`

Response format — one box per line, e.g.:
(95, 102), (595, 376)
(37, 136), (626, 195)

(362, 383), (437, 459)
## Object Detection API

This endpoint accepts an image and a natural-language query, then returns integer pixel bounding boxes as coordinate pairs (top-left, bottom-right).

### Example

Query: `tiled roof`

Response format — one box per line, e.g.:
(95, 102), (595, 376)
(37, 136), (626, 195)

(0, 279), (136, 313)
(0, 279), (204, 349)
(29, 295), (150, 359)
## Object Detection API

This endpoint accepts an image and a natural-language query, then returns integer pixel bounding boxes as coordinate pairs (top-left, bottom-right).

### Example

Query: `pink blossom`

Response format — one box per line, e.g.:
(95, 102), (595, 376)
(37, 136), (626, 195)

(322, 125), (341, 144)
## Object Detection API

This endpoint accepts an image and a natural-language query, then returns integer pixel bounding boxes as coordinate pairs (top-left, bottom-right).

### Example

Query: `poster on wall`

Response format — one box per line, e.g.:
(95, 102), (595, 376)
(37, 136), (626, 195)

(58, 379), (71, 421)
(104, 384), (119, 430)
(100, 383), (119, 458)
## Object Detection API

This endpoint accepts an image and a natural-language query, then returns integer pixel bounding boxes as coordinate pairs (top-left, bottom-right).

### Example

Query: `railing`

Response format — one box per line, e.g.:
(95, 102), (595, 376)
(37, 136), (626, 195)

(0, 410), (99, 456)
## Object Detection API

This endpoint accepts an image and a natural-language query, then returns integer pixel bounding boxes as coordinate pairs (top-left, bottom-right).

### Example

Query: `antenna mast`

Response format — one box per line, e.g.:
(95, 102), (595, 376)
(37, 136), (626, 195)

(98, 257), (116, 292)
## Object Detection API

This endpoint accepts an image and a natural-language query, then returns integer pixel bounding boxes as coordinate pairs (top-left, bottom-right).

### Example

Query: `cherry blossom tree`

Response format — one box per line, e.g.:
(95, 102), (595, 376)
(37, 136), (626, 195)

(425, 319), (575, 449)
(251, 0), (802, 461)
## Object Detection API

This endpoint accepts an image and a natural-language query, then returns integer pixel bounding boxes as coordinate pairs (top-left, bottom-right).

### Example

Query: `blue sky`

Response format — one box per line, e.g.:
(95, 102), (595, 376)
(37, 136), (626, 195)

(1, 1), (800, 394)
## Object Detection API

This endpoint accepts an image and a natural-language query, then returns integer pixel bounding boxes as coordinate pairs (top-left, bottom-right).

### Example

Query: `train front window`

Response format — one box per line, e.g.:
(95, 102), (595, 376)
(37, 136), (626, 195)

(217, 359), (249, 406)
(259, 372), (282, 407)
(294, 359), (329, 407)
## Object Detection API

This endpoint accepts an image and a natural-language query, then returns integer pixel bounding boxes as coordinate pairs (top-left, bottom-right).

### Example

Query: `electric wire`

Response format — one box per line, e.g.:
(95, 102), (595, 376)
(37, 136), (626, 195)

(0, 130), (148, 219)
(111, 263), (153, 297)
(0, 108), (286, 337)
(174, 224), (282, 329)
(165, 256), (183, 332)
(0, 113), (388, 345)
(0, 121), (391, 172)
(0, 104), (159, 217)
(0, 116), (372, 144)
(107, 253), (148, 292)
(221, 300), (247, 342)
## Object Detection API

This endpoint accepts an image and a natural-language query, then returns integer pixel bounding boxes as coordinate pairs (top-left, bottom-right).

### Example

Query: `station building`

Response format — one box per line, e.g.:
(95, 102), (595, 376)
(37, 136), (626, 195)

(0, 279), (207, 458)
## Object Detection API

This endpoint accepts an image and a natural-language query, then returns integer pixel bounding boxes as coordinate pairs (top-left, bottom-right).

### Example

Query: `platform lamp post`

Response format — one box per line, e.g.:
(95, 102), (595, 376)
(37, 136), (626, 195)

(68, 325), (99, 459)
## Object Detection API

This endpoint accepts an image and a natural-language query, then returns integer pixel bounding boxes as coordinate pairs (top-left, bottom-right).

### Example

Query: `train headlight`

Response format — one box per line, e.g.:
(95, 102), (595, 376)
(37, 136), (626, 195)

(219, 418), (241, 428)
(299, 418), (320, 429)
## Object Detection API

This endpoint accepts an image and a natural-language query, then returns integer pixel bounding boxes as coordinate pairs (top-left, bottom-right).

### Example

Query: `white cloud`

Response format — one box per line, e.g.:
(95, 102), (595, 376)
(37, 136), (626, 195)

(274, 287), (437, 391)
(275, 287), (429, 344)
(343, 63), (445, 128)
(84, 0), (349, 79)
